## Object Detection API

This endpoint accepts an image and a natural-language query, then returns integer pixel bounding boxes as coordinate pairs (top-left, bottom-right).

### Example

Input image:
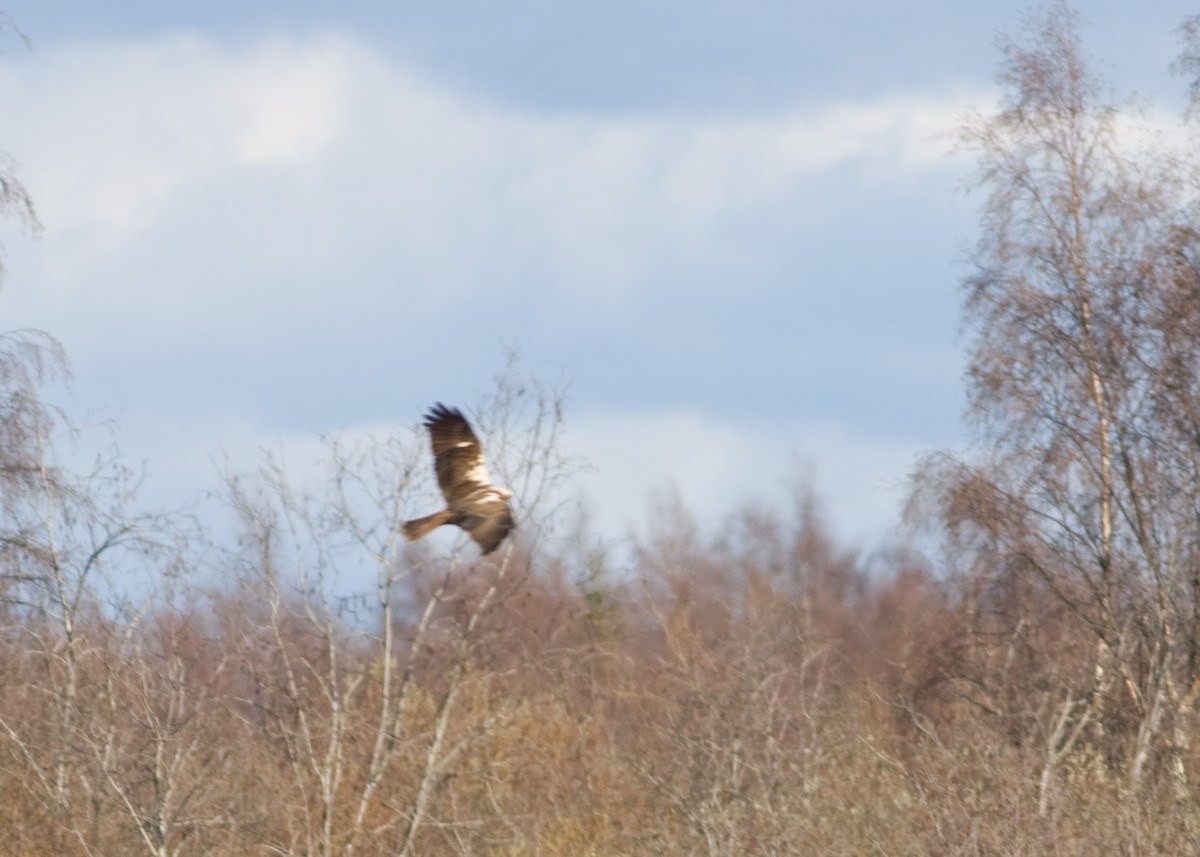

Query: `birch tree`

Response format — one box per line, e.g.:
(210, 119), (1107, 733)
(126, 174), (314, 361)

(915, 0), (1200, 802)
(221, 362), (575, 855)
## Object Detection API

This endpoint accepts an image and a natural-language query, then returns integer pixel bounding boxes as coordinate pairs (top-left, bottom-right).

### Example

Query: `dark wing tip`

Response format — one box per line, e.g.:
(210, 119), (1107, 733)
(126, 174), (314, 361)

(424, 402), (466, 429)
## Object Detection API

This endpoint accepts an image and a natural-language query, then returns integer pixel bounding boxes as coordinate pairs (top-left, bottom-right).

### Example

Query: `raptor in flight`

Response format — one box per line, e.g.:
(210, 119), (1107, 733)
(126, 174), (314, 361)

(402, 403), (515, 555)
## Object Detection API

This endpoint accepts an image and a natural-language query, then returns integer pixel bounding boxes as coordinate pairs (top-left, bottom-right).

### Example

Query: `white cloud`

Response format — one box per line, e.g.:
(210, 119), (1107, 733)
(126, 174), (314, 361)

(0, 35), (350, 237)
(227, 38), (350, 165)
(0, 32), (975, 309)
(0, 31), (972, 554)
(566, 407), (921, 550)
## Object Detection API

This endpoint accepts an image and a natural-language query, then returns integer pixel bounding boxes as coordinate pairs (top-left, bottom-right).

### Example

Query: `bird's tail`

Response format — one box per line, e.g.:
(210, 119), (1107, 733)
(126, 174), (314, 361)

(402, 509), (454, 542)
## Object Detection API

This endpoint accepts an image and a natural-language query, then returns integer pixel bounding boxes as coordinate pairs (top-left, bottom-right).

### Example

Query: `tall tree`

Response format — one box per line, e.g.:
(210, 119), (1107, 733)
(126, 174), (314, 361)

(914, 0), (1200, 801)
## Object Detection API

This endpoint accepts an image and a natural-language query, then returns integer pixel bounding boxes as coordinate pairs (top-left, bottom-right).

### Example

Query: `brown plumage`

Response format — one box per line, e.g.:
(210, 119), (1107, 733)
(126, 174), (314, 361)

(402, 403), (515, 555)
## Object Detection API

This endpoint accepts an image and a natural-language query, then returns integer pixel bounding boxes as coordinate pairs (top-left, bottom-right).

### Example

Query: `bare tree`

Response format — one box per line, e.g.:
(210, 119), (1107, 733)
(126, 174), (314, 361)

(217, 358), (576, 855)
(913, 0), (1200, 802)
(0, 415), (203, 853)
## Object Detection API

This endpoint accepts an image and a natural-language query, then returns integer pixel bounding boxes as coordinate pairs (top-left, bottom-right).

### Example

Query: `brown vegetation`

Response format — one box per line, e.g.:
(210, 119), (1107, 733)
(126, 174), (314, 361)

(6, 2), (1200, 853)
(1, 394), (1196, 855)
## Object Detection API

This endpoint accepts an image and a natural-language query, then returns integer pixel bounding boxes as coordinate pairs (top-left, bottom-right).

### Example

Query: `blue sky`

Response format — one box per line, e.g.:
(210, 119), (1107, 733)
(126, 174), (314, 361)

(0, 1), (1194, 556)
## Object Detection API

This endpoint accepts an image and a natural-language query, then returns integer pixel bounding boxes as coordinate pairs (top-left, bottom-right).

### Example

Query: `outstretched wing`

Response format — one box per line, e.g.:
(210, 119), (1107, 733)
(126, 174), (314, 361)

(424, 403), (496, 505)
(419, 403), (515, 554)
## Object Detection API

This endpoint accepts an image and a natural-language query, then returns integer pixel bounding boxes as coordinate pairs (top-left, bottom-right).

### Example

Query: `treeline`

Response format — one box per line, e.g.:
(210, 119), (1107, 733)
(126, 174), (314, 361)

(0, 415), (1191, 855)
(8, 2), (1200, 854)
(2, 410), (1167, 856)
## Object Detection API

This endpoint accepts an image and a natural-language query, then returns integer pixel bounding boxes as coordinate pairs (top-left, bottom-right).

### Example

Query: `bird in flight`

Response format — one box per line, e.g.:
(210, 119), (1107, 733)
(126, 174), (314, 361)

(402, 403), (515, 555)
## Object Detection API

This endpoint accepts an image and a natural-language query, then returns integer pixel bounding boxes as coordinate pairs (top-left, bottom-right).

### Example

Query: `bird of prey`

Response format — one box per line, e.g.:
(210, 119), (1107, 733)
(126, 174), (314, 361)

(402, 403), (515, 555)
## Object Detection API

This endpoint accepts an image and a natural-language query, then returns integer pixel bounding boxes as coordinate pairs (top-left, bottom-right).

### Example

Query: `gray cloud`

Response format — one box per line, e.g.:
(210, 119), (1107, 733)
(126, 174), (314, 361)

(0, 30), (980, 548)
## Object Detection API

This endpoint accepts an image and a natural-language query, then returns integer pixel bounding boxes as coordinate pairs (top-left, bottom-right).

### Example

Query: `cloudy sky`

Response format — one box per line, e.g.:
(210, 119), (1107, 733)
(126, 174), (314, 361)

(0, 1), (1193, 558)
